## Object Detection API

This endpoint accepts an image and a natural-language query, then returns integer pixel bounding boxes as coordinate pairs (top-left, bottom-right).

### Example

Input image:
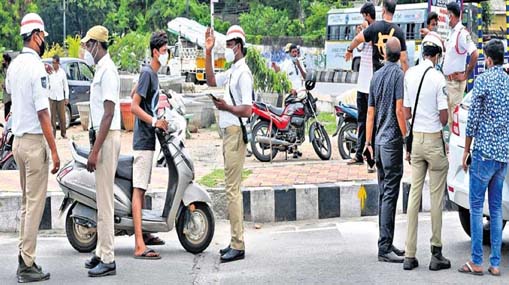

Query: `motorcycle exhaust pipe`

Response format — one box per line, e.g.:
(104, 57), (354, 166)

(256, 136), (291, 146)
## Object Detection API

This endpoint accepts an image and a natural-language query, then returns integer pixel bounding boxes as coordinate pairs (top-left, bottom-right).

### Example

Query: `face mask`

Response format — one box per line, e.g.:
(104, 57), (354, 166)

(225, 45), (238, 63)
(158, 51), (168, 66)
(83, 50), (95, 66)
(36, 34), (46, 57)
(291, 56), (298, 63)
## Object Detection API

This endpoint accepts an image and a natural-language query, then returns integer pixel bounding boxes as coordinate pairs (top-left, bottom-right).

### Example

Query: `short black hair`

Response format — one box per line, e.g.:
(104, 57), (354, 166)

(289, 44), (298, 53)
(22, 29), (41, 44)
(150, 31), (168, 57)
(52, 55), (60, 63)
(3, 53), (11, 64)
(360, 2), (376, 20)
(427, 12), (438, 26)
(422, 44), (442, 57)
(484, 39), (504, 66)
(446, 2), (461, 18)
(383, 0), (397, 15)
(88, 39), (108, 51)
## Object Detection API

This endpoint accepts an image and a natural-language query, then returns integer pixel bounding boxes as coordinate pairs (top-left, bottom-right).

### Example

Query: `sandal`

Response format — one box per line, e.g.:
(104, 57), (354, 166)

(143, 234), (165, 246)
(488, 266), (501, 276)
(458, 261), (483, 276)
(134, 248), (161, 260)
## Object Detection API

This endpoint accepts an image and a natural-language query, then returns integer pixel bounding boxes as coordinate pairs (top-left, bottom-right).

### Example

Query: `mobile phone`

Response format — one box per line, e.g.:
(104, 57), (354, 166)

(207, 93), (219, 101)
(465, 152), (472, 166)
(363, 148), (376, 168)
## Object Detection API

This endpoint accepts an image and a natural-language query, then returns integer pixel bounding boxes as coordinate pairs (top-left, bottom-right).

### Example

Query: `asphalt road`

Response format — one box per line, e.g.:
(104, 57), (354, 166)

(1, 213), (508, 284)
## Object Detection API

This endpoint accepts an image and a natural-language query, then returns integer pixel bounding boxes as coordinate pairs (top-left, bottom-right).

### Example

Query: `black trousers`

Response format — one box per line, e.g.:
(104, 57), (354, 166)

(4, 101), (11, 120)
(375, 143), (403, 255)
(355, 91), (369, 161)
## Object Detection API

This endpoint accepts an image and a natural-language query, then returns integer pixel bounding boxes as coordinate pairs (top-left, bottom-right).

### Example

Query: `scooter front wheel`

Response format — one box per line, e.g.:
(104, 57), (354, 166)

(65, 204), (97, 253)
(176, 202), (215, 254)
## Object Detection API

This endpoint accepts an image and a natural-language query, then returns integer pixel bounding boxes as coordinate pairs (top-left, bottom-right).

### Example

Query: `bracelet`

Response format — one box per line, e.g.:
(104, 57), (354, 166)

(347, 47), (354, 53)
(366, 142), (372, 146)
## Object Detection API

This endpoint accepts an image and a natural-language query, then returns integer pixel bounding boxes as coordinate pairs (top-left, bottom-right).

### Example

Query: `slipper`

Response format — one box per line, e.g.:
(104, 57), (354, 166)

(346, 158), (364, 165)
(143, 234), (165, 246)
(488, 266), (501, 276)
(458, 262), (483, 276)
(134, 248), (161, 260)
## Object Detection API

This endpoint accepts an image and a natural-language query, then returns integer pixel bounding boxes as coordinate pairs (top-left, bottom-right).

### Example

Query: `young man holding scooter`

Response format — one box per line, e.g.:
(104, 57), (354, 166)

(130, 31), (169, 260)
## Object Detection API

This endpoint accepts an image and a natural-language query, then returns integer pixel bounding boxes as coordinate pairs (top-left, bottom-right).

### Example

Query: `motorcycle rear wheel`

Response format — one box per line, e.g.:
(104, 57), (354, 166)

(338, 122), (358, 160)
(310, 122), (331, 160)
(250, 120), (278, 162)
(1, 156), (17, 170)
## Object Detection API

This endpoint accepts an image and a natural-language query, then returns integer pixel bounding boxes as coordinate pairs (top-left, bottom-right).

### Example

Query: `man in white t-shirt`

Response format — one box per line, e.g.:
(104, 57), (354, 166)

(402, 32), (450, 271)
(347, 2), (375, 173)
(273, 43), (307, 95)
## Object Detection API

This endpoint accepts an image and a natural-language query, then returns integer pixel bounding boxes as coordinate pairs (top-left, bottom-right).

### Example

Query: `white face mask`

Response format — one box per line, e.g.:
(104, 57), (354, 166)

(225, 45), (238, 63)
(158, 51), (168, 66)
(84, 50), (95, 67)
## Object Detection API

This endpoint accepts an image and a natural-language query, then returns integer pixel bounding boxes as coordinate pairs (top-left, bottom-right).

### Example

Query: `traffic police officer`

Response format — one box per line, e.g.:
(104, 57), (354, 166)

(442, 2), (478, 127)
(5, 12), (60, 283)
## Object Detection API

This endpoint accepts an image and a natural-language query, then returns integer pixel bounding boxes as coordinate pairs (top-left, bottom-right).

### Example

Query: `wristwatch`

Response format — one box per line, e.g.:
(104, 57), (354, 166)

(366, 142), (372, 146)
(347, 46), (354, 53)
(151, 117), (157, 127)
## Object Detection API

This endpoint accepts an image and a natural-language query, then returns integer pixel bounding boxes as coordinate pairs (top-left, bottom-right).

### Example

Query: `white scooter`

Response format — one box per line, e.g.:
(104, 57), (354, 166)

(56, 99), (214, 254)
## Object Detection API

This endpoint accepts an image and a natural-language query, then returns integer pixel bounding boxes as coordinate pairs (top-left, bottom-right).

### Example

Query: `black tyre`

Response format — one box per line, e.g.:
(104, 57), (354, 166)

(458, 206), (506, 245)
(65, 204), (97, 253)
(65, 106), (72, 129)
(177, 203), (215, 254)
(310, 122), (331, 160)
(250, 120), (278, 162)
(337, 122), (358, 160)
(1, 156), (17, 170)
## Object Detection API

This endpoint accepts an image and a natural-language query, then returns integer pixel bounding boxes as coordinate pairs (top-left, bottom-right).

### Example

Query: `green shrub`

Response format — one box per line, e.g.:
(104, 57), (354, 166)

(109, 31), (150, 73)
(66, 35), (81, 58)
(42, 43), (65, 59)
(245, 47), (291, 95)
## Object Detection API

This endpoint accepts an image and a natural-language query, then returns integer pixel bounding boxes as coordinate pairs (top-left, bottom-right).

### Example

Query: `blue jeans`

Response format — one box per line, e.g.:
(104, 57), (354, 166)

(469, 150), (507, 267)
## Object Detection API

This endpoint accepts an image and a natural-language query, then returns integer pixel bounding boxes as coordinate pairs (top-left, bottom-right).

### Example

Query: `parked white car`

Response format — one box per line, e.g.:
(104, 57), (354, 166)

(447, 91), (509, 241)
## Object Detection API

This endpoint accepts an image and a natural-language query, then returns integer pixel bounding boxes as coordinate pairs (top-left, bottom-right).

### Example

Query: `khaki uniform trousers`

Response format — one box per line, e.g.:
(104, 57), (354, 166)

(222, 126), (246, 250)
(13, 134), (49, 267)
(49, 99), (67, 137)
(94, 130), (121, 264)
(405, 132), (449, 257)
(446, 79), (466, 127)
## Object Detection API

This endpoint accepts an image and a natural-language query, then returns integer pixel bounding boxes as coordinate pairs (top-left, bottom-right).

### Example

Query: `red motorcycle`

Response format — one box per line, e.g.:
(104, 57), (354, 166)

(249, 79), (331, 162)
(0, 114), (16, 170)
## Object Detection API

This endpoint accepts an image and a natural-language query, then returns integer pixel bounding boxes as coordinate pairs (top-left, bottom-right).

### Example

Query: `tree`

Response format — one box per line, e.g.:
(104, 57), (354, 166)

(0, 0), (38, 50)
(239, 4), (292, 37)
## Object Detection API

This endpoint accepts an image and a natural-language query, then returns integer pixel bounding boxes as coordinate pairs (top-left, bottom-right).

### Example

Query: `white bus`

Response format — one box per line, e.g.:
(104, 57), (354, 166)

(325, 3), (428, 71)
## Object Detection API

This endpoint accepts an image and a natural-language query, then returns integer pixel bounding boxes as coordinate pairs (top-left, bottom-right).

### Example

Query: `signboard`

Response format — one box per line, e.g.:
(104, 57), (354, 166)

(429, 0), (463, 40)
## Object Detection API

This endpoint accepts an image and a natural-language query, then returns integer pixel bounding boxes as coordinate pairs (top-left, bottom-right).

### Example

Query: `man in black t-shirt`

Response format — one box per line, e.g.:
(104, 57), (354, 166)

(345, 0), (408, 73)
(130, 31), (169, 260)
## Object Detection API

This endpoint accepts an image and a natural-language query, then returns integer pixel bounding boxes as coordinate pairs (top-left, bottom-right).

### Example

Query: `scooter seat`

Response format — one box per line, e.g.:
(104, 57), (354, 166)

(116, 155), (133, 181)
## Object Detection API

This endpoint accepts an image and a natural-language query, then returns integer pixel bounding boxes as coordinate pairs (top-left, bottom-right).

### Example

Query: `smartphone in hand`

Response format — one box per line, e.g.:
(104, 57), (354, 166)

(363, 148), (376, 168)
(207, 93), (219, 101)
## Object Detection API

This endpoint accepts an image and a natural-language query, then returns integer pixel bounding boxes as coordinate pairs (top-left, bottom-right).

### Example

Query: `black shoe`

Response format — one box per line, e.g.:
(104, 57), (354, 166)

(378, 252), (404, 263)
(219, 245), (231, 256)
(17, 256), (50, 283)
(429, 246), (451, 271)
(391, 246), (405, 257)
(403, 257), (419, 270)
(293, 152), (299, 159)
(85, 255), (101, 269)
(88, 261), (116, 277)
(220, 249), (245, 263)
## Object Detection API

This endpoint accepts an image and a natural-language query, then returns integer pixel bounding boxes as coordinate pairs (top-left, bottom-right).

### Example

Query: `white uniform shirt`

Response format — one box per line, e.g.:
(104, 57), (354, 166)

(442, 22), (477, 76)
(89, 53), (121, 131)
(5, 47), (49, 136)
(357, 42), (373, 94)
(48, 67), (69, 101)
(215, 58), (253, 129)
(280, 58), (303, 91)
(404, 59), (448, 133)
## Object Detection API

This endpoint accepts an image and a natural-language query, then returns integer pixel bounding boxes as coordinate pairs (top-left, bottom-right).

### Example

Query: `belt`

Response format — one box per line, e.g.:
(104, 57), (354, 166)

(412, 131), (442, 139)
(446, 72), (465, 81)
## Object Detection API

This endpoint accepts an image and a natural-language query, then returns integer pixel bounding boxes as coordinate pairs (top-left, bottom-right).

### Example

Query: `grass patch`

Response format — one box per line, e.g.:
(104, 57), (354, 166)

(315, 112), (337, 135)
(198, 168), (253, 188)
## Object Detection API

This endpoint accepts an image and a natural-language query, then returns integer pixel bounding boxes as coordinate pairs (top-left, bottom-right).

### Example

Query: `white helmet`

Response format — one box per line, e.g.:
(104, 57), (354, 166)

(20, 13), (48, 37)
(422, 32), (444, 54)
(226, 25), (246, 45)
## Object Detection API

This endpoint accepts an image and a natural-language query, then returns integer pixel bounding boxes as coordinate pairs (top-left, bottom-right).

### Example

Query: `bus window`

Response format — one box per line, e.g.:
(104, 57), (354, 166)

(327, 25), (341, 41)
